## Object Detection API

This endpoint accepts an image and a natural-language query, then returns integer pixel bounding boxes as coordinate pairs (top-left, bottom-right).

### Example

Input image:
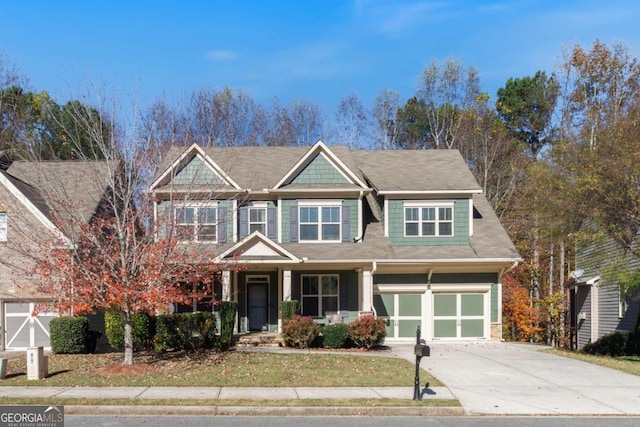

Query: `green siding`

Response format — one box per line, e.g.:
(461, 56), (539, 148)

(344, 198), (358, 239)
(387, 199), (470, 245)
(431, 273), (499, 284)
(291, 154), (350, 185)
(374, 274), (428, 285)
(173, 156), (224, 185)
(491, 283), (498, 322)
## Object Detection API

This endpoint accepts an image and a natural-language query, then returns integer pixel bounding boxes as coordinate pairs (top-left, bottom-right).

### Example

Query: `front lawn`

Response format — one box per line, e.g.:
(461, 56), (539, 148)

(1, 350), (442, 388)
(547, 348), (640, 376)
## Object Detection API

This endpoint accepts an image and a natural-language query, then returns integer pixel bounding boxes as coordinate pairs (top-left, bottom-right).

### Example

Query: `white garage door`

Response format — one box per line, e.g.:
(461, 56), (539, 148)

(4, 302), (56, 350)
(433, 293), (486, 339)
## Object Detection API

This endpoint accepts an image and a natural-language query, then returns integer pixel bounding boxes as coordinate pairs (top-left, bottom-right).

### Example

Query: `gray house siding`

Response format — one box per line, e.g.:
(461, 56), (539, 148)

(290, 154), (350, 185)
(575, 226), (640, 348)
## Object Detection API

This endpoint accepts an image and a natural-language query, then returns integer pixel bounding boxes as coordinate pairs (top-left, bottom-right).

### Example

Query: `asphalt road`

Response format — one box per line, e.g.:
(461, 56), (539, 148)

(65, 416), (640, 427)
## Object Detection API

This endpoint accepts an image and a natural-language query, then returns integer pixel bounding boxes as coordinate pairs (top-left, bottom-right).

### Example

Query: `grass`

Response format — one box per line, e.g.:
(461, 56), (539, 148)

(0, 398), (460, 407)
(1, 350), (443, 388)
(546, 348), (640, 376)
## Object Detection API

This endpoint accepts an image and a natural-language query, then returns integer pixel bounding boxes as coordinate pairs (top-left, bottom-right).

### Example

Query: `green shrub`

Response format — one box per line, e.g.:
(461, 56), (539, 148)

(217, 301), (238, 351)
(281, 315), (321, 348)
(583, 332), (628, 356)
(104, 310), (155, 351)
(348, 315), (387, 349)
(153, 312), (217, 352)
(321, 323), (349, 349)
(49, 316), (90, 354)
(279, 300), (299, 321)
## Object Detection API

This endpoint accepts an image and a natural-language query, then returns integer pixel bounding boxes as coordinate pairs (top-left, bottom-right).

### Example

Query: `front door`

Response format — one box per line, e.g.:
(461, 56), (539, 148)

(247, 277), (269, 331)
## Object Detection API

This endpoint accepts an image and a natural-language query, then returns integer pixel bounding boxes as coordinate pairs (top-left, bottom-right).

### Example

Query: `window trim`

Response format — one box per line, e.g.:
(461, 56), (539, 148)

(298, 205), (342, 242)
(403, 201), (454, 237)
(301, 274), (340, 317)
(174, 202), (219, 243)
(619, 283), (628, 319)
(248, 207), (267, 235)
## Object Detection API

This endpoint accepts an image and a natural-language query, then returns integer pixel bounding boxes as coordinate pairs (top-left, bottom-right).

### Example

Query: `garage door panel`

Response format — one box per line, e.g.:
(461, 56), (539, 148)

(399, 319), (420, 337)
(461, 294), (483, 316)
(434, 294), (456, 316)
(434, 319), (457, 338)
(461, 319), (484, 337)
(4, 302), (56, 350)
(399, 294), (420, 316)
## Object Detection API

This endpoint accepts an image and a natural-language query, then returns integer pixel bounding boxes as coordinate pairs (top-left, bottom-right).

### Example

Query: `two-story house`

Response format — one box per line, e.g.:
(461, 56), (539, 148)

(0, 160), (110, 351)
(150, 141), (521, 341)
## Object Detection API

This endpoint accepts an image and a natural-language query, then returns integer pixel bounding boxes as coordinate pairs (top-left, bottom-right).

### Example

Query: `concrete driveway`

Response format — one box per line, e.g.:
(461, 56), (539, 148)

(389, 341), (640, 415)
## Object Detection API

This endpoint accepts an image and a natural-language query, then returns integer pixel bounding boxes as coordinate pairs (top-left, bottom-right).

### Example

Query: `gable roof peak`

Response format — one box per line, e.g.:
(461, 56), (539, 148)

(273, 139), (367, 189)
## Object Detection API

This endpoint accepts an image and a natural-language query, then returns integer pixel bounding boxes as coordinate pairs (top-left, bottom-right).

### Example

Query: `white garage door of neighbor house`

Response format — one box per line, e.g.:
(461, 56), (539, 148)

(373, 293), (422, 339)
(4, 302), (56, 350)
(433, 293), (486, 339)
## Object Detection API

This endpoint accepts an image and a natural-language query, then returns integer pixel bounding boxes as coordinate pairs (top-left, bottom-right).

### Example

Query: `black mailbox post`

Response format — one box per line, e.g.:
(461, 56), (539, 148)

(413, 325), (430, 400)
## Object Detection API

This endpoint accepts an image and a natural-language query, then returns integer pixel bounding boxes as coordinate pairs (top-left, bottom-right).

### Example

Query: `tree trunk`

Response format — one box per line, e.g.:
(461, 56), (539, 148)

(123, 315), (134, 365)
(559, 240), (566, 347)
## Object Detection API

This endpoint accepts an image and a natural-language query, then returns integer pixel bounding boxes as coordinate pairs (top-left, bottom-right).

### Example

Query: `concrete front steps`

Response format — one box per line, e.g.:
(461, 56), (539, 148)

(234, 332), (283, 348)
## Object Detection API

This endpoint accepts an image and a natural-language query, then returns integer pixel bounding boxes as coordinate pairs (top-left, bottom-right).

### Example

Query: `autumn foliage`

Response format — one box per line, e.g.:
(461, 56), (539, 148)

(502, 269), (542, 341)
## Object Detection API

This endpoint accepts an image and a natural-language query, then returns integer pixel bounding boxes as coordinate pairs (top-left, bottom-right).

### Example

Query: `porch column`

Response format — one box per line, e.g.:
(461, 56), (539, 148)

(282, 269), (292, 301)
(361, 268), (373, 314)
(221, 270), (231, 302)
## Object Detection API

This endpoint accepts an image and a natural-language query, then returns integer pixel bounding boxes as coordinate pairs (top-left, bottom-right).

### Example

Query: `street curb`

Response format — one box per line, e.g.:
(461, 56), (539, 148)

(65, 405), (466, 417)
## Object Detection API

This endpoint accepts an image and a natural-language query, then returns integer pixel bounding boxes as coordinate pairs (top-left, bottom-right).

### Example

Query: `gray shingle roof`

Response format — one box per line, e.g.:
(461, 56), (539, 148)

(6, 160), (111, 229)
(157, 145), (481, 193)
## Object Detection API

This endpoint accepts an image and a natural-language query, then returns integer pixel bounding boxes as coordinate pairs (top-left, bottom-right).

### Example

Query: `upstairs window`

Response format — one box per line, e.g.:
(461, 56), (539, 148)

(0, 212), (6, 242)
(300, 206), (341, 241)
(175, 205), (217, 242)
(249, 207), (267, 234)
(404, 204), (453, 237)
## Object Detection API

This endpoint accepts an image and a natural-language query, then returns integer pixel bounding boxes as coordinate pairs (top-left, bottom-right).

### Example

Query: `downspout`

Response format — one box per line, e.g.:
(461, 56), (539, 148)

(370, 261), (378, 317)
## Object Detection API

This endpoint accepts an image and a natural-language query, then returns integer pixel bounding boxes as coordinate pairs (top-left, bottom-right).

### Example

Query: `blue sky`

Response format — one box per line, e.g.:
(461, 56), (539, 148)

(2, 1), (639, 113)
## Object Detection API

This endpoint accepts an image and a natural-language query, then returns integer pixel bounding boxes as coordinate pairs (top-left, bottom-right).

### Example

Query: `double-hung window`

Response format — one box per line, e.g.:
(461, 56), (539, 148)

(301, 274), (339, 317)
(175, 205), (217, 241)
(249, 207), (267, 234)
(299, 205), (341, 242)
(404, 202), (453, 237)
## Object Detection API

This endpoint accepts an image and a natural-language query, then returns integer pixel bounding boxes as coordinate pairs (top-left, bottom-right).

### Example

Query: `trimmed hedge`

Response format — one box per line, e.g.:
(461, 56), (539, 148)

(104, 310), (155, 351)
(50, 316), (90, 354)
(583, 331), (640, 356)
(279, 300), (299, 321)
(217, 301), (238, 351)
(321, 323), (349, 349)
(153, 312), (217, 353)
